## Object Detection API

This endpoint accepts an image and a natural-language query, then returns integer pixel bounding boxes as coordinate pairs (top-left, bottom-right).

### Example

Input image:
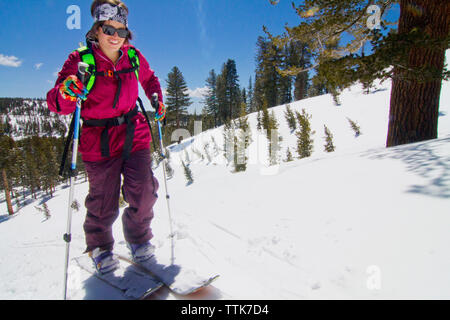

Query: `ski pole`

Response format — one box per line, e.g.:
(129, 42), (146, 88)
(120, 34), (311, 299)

(151, 93), (175, 264)
(63, 62), (89, 300)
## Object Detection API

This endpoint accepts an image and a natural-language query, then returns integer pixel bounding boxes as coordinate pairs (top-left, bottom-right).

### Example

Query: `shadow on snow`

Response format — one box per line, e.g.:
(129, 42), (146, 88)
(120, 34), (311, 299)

(363, 135), (450, 199)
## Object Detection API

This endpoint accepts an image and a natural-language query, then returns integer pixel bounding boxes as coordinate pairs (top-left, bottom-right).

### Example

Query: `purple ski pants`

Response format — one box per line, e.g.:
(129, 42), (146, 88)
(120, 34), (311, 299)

(83, 148), (159, 253)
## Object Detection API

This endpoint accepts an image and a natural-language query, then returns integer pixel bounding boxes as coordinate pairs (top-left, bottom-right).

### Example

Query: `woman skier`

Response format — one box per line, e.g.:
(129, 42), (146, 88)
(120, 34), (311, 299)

(46, 0), (166, 274)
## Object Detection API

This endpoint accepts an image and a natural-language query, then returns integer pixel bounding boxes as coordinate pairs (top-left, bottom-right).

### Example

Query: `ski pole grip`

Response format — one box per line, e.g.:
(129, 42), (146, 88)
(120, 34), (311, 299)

(77, 62), (89, 84)
(151, 93), (159, 110)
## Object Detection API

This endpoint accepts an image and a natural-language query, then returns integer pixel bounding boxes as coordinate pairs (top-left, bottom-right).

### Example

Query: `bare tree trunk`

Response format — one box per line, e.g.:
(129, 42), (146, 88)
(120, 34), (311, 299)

(294, 72), (308, 100)
(2, 168), (14, 216)
(386, 0), (450, 147)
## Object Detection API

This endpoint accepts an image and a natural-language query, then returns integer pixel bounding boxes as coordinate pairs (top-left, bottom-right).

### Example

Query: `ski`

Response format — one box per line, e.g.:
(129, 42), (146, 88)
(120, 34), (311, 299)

(116, 253), (220, 295)
(73, 255), (163, 300)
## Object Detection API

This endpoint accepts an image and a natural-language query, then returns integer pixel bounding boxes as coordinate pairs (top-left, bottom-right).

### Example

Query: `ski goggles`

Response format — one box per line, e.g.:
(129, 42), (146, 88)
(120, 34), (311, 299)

(101, 24), (129, 38)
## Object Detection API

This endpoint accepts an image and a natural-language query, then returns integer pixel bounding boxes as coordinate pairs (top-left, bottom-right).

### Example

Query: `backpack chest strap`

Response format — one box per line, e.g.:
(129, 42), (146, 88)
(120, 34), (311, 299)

(95, 65), (138, 78)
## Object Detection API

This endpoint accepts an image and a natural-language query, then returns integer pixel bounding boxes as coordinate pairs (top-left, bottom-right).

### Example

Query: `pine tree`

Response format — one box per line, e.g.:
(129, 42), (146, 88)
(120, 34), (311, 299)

(347, 118), (362, 137)
(216, 59), (241, 123)
(261, 99), (271, 138)
(225, 60), (241, 120)
(284, 104), (297, 132)
(295, 109), (315, 159)
(165, 66), (192, 128)
(181, 160), (194, 185)
(203, 69), (219, 128)
(277, 47), (293, 105)
(256, 109), (263, 131)
(247, 77), (255, 114)
(216, 70), (227, 125)
(254, 36), (282, 108)
(323, 125), (336, 152)
(255, 34), (312, 107)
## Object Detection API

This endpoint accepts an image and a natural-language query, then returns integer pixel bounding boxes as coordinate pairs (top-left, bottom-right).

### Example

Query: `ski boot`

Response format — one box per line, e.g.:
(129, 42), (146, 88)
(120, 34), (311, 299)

(127, 241), (155, 263)
(89, 248), (120, 274)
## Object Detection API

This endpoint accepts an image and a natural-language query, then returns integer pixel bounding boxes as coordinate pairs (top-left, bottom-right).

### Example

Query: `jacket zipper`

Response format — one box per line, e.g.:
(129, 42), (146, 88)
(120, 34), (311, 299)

(97, 49), (124, 72)
(96, 49), (125, 109)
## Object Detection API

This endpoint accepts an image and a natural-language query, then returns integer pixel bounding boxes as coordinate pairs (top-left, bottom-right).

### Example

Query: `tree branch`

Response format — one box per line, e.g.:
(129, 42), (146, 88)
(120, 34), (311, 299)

(330, 0), (375, 37)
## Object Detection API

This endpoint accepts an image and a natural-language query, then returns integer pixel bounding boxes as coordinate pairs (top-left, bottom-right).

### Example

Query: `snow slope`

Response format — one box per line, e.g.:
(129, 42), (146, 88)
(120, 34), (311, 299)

(0, 98), (70, 139)
(1, 53), (449, 299)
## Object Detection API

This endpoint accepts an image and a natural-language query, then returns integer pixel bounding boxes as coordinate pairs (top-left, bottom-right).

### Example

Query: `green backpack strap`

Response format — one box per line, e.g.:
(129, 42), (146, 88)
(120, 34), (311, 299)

(76, 46), (96, 93)
(127, 46), (140, 81)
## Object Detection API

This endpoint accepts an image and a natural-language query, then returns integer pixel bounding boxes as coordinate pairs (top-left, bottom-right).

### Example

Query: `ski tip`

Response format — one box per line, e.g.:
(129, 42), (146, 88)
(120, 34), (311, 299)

(139, 282), (164, 300)
(170, 274), (220, 295)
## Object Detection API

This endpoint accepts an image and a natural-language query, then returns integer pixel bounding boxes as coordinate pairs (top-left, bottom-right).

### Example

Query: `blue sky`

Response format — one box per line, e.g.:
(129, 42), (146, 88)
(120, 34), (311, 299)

(0, 1), (399, 113)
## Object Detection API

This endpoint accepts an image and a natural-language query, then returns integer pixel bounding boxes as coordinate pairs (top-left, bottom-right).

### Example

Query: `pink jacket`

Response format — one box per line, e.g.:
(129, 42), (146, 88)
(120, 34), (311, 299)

(47, 43), (163, 162)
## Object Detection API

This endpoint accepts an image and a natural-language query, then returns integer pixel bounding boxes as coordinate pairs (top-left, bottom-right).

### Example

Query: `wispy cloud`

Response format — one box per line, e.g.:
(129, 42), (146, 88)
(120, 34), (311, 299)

(161, 87), (208, 99)
(197, 0), (207, 40)
(34, 63), (43, 70)
(187, 86), (208, 99)
(0, 54), (22, 67)
(195, 0), (213, 59)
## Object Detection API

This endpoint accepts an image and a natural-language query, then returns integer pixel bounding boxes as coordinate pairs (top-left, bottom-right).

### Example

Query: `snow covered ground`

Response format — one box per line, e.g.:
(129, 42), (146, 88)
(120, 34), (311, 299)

(1, 53), (449, 299)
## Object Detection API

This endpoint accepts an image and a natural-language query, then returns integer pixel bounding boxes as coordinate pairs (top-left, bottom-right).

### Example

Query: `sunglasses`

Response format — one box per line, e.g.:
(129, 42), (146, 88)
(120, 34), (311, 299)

(101, 24), (129, 38)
